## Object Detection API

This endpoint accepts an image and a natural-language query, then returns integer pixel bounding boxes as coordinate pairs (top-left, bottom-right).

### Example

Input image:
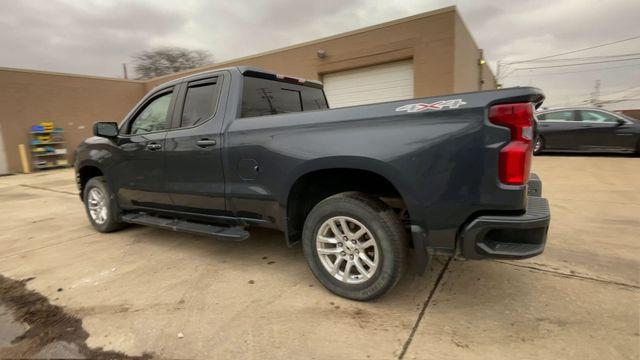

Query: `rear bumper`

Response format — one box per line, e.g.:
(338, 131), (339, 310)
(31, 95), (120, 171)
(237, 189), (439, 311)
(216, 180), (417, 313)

(459, 195), (550, 260)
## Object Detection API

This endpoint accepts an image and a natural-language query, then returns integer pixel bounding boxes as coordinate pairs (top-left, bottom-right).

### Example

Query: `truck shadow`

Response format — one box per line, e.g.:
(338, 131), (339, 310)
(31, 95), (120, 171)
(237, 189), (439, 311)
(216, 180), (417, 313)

(107, 223), (445, 305)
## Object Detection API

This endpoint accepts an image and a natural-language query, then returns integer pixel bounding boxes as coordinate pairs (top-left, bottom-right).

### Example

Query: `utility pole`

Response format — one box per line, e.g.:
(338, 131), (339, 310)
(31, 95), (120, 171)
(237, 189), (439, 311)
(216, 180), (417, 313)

(590, 80), (601, 107)
(122, 63), (128, 79)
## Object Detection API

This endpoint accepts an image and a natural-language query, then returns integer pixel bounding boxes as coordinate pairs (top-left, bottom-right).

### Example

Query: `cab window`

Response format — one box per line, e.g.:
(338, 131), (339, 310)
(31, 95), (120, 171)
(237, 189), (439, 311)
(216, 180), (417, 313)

(129, 91), (173, 134)
(180, 78), (220, 128)
(241, 76), (328, 118)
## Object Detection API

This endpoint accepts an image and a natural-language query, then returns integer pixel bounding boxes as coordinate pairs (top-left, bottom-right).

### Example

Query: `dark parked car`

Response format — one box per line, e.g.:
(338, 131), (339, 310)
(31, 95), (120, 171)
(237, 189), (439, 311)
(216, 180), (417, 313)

(75, 67), (550, 300)
(534, 107), (640, 154)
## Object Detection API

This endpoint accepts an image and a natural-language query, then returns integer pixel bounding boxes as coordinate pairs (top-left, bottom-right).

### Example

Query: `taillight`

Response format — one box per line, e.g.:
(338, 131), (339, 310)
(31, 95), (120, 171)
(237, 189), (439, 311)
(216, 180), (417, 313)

(489, 102), (534, 185)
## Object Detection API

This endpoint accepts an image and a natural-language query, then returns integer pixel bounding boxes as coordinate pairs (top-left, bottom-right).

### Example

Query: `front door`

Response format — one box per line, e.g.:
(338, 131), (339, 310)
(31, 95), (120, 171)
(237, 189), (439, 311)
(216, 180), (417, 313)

(577, 109), (638, 151)
(164, 75), (230, 218)
(111, 87), (175, 210)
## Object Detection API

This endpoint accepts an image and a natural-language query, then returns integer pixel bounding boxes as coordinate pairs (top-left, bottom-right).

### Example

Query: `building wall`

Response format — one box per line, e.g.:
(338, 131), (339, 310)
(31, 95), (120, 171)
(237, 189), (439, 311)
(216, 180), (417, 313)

(0, 6), (495, 174)
(453, 13), (497, 93)
(0, 122), (8, 174)
(145, 7), (460, 98)
(0, 69), (146, 173)
(619, 109), (640, 120)
(481, 63), (497, 90)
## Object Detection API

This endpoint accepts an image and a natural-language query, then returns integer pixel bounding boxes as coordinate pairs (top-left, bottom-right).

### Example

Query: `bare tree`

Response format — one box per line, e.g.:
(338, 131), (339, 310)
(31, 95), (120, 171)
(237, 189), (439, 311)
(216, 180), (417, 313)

(133, 47), (213, 79)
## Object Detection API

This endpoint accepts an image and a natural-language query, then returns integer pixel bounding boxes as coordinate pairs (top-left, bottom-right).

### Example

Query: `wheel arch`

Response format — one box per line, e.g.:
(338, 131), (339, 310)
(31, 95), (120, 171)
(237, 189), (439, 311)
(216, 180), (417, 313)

(77, 162), (105, 199)
(282, 156), (419, 246)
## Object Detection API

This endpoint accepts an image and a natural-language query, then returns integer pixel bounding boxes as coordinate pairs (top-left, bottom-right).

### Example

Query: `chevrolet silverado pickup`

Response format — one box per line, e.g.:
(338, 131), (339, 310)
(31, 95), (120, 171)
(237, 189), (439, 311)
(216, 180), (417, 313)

(75, 66), (550, 300)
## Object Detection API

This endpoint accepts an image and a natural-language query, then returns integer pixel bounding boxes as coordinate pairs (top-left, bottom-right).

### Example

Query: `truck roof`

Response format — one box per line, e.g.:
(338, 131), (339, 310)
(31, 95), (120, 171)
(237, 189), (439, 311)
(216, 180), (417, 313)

(153, 66), (324, 91)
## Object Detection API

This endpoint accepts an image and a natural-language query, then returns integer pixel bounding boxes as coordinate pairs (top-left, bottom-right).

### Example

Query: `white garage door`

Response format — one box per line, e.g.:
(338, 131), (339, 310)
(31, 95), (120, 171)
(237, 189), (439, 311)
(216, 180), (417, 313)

(322, 60), (414, 108)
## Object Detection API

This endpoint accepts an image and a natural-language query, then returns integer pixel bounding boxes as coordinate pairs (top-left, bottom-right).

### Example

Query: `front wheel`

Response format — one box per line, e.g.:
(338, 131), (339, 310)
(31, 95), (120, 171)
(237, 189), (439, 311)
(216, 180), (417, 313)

(302, 192), (407, 301)
(533, 136), (544, 155)
(83, 176), (125, 233)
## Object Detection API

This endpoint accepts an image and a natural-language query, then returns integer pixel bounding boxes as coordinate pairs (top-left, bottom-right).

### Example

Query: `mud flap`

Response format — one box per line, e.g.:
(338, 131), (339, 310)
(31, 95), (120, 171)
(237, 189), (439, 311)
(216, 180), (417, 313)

(410, 225), (431, 274)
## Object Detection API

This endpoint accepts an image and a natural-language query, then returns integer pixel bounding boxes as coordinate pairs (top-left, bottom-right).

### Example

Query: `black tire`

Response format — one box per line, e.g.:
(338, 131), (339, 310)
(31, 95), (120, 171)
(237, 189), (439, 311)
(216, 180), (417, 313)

(302, 192), (407, 301)
(533, 136), (544, 155)
(83, 176), (125, 233)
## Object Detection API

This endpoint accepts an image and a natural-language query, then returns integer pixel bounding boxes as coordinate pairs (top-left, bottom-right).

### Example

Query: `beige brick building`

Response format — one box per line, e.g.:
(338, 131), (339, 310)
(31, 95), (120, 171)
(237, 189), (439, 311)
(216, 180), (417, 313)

(0, 6), (495, 174)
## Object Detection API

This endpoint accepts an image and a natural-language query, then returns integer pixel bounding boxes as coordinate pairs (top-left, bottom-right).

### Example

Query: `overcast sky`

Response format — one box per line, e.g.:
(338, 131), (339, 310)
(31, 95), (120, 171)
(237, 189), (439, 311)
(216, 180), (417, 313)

(1, 0), (639, 109)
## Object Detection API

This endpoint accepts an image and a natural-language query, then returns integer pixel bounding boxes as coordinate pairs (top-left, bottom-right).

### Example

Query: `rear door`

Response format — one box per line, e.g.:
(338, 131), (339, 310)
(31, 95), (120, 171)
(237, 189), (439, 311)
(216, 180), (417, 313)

(577, 109), (637, 150)
(226, 73), (328, 226)
(537, 110), (584, 149)
(111, 87), (175, 209)
(164, 72), (230, 218)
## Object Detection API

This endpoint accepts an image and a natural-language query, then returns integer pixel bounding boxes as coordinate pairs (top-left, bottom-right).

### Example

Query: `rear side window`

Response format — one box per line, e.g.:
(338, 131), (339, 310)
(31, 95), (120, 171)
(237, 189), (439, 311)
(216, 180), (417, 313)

(537, 111), (575, 122)
(580, 110), (618, 123)
(241, 76), (328, 118)
(181, 78), (220, 128)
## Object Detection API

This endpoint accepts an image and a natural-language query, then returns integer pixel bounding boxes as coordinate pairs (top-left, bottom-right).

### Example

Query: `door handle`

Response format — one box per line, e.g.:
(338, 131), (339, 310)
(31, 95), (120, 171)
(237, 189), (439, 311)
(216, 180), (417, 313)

(581, 124), (592, 127)
(196, 139), (217, 148)
(146, 142), (162, 151)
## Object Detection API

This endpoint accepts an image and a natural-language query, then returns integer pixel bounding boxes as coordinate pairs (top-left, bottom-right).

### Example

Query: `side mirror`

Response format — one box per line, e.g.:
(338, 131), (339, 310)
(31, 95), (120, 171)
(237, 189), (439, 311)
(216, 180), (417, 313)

(93, 122), (119, 138)
(616, 119), (626, 126)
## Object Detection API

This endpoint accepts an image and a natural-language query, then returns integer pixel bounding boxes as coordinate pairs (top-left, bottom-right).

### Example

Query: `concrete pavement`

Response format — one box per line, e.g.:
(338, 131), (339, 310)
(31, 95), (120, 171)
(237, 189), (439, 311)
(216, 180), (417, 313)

(0, 155), (638, 359)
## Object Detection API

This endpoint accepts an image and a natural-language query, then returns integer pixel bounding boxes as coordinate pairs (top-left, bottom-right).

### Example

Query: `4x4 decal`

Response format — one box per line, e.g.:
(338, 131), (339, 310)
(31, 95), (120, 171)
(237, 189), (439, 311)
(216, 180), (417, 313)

(395, 99), (467, 113)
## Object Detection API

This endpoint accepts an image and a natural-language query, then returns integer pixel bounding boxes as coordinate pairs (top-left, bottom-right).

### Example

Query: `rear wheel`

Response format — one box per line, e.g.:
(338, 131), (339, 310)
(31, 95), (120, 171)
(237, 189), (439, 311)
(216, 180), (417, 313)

(533, 136), (544, 155)
(83, 176), (125, 233)
(302, 192), (407, 301)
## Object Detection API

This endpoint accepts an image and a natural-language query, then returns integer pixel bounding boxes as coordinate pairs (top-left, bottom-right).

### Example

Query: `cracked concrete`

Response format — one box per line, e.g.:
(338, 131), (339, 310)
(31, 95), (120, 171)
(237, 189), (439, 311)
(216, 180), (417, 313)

(0, 155), (639, 359)
(494, 260), (639, 290)
(402, 155), (640, 360)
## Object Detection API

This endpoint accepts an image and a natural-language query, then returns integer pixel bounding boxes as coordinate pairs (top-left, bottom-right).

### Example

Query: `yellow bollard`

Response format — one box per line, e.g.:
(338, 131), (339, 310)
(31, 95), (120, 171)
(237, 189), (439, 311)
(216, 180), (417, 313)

(18, 144), (30, 174)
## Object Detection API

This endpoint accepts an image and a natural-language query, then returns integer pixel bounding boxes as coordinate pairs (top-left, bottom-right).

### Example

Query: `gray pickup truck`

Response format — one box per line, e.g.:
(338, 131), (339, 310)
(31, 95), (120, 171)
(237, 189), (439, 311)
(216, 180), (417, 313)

(75, 66), (550, 300)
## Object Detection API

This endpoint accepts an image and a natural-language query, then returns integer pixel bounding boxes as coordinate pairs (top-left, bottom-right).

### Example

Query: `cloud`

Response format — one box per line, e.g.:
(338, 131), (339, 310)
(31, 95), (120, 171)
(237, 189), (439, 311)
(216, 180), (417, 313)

(0, 0), (638, 109)
(451, 0), (640, 108)
(0, 0), (188, 76)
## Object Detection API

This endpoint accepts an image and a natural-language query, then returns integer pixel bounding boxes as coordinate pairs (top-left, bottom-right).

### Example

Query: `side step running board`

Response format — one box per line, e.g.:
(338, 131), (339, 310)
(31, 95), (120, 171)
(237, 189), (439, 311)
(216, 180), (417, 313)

(121, 213), (249, 241)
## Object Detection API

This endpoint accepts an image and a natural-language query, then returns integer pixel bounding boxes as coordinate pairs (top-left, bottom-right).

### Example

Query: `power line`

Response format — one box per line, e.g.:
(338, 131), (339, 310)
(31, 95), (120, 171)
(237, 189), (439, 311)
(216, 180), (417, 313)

(519, 52), (640, 63)
(503, 35), (640, 64)
(512, 57), (640, 71)
(600, 85), (640, 97)
(597, 98), (640, 104)
(545, 95), (640, 108)
(506, 63), (640, 78)
(544, 99), (590, 108)
(531, 88), (640, 108)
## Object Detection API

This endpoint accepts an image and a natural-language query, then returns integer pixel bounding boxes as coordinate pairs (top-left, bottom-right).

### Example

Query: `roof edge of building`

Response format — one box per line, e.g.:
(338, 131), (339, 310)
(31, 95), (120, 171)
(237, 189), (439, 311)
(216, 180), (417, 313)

(0, 66), (144, 84)
(147, 5), (458, 83)
(0, 6), (458, 86)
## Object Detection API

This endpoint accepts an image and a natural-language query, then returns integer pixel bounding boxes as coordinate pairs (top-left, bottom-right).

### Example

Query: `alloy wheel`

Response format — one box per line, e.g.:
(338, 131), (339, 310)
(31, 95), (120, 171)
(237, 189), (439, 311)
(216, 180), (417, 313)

(315, 216), (379, 284)
(87, 188), (107, 224)
(534, 137), (543, 153)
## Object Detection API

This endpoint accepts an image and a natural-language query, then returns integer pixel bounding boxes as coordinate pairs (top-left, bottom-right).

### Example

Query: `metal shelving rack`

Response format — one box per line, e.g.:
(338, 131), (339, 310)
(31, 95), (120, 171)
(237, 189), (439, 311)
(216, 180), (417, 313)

(29, 129), (69, 171)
